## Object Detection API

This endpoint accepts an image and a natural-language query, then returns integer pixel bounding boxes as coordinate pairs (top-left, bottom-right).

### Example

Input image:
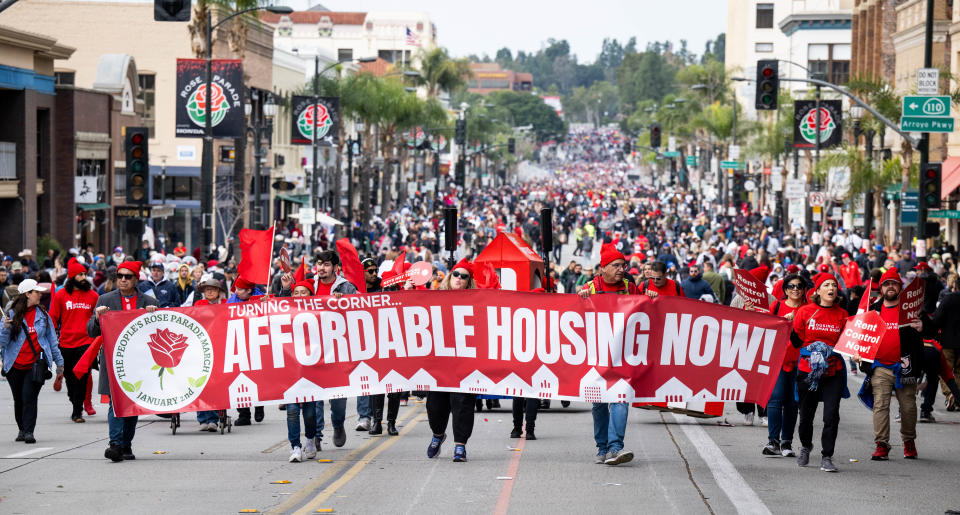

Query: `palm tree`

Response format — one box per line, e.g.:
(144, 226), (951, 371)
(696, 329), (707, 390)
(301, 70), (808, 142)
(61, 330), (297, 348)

(414, 47), (473, 98)
(815, 146), (901, 241)
(187, 0), (266, 59)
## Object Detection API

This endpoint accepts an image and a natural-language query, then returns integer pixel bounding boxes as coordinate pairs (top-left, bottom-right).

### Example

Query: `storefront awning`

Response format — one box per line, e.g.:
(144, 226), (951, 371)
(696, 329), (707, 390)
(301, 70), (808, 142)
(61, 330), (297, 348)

(942, 156), (960, 200)
(77, 202), (110, 211)
(276, 194), (310, 205)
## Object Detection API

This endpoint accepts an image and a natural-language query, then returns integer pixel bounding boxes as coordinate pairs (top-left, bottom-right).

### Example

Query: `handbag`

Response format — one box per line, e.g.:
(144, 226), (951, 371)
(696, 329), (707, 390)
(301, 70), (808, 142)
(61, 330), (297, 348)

(23, 324), (52, 385)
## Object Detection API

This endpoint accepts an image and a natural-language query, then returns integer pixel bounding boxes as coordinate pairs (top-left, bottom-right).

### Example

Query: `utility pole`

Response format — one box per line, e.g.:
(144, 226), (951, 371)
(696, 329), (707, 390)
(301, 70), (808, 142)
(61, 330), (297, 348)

(311, 55), (320, 216)
(916, 0), (934, 250)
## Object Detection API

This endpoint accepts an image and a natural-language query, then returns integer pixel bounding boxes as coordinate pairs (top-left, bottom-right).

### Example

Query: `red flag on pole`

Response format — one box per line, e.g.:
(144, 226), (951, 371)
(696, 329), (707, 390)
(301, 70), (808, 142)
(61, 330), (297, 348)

(335, 238), (367, 294)
(237, 227), (274, 285)
(293, 260), (306, 283)
(391, 251), (407, 277)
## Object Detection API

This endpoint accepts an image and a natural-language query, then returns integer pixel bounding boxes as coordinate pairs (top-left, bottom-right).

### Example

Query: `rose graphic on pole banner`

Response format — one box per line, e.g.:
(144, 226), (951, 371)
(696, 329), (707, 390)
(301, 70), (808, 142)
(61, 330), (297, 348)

(175, 59), (244, 138)
(792, 100), (842, 149)
(290, 95), (340, 145)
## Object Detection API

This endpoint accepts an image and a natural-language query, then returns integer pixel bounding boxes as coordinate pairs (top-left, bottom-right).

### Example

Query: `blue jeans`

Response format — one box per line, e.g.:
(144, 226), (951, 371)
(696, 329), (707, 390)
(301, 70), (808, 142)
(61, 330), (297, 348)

(357, 395), (371, 418)
(592, 402), (628, 454)
(107, 400), (138, 447)
(315, 398), (347, 437)
(197, 410), (219, 424)
(767, 368), (798, 444)
(286, 402), (317, 449)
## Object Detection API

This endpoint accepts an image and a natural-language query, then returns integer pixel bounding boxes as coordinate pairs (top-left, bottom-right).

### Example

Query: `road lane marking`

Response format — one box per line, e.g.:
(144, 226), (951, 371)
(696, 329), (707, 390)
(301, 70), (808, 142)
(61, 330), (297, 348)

(5, 447), (54, 458)
(671, 413), (771, 515)
(493, 435), (526, 515)
(266, 405), (423, 514)
(294, 410), (428, 515)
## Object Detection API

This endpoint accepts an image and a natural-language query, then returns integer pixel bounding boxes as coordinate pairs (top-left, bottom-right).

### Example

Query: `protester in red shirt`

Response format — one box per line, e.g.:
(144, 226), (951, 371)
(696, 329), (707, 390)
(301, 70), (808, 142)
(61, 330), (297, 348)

(790, 273), (848, 472)
(639, 261), (683, 297)
(755, 273), (807, 458)
(838, 253), (862, 290)
(49, 259), (98, 422)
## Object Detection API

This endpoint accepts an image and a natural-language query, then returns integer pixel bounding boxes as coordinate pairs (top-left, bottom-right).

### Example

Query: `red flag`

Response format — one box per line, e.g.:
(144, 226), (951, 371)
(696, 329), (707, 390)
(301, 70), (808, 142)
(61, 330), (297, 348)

(391, 251), (406, 276)
(335, 238), (367, 294)
(237, 227), (274, 285)
(856, 285), (872, 314)
(293, 261), (306, 283)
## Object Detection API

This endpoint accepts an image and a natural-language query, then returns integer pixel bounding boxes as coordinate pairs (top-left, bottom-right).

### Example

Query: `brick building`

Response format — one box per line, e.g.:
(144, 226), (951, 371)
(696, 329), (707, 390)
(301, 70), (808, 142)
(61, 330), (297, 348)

(467, 63), (533, 94)
(851, 0), (898, 82)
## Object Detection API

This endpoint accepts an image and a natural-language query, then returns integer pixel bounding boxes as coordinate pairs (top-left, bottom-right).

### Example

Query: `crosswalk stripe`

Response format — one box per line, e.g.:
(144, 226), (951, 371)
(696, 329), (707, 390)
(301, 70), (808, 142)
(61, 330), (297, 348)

(5, 447), (54, 458)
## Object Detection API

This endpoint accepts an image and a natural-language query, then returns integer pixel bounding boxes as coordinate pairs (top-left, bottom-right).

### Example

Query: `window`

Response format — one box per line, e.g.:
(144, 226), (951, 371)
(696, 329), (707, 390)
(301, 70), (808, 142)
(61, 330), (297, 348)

(138, 73), (156, 138)
(755, 42), (774, 53)
(114, 168), (126, 198)
(77, 159), (107, 202)
(338, 48), (353, 62)
(0, 142), (14, 179)
(152, 175), (201, 201)
(756, 3), (774, 28)
(808, 43), (851, 85)
(481, 79), (510, 89)
(55, 71), (75, 86)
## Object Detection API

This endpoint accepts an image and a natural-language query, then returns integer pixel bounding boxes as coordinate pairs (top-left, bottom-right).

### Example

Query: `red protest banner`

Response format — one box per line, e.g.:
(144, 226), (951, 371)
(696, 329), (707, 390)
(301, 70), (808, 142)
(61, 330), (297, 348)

(898, 278), (925, 325)
(834, 311), (886, 362)
(733, 269), (769, 313)
(99, 291), (792, 417)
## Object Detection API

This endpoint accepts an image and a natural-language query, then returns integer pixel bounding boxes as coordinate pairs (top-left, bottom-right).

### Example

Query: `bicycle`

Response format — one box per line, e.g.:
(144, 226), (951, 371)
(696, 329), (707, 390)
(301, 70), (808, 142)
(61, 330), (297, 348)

(169, 413), (181, 434)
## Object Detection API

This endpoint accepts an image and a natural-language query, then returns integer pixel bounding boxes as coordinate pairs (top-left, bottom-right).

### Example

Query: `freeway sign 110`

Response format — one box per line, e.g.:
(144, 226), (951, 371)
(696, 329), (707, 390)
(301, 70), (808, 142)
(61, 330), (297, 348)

(903, 96), (951, 117)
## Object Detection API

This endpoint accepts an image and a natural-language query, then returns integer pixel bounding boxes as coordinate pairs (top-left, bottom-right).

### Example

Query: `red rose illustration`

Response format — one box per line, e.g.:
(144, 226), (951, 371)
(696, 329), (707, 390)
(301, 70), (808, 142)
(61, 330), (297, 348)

(147, 328), (190, 389)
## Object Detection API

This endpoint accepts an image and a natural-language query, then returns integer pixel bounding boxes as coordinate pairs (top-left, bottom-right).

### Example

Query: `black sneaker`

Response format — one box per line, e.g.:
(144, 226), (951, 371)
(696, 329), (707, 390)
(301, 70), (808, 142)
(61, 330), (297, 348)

(525, 429), (536, 441)
(254, 406), (264, 422)
(333, 426), (346, 447)
(23, 433), (35, 444)
(820, 456), (838, 472)
(919, 411), (936, 423)
(427, 433), (446, 458)
(369, 420), (383, 435)
(235, 417), (251, 426)
(452, 444), (467, 462)
(780, 442), (796, 457)
(797, 446), (811, 467)
(762, 441), (780, 457)
(15, 431), (24, 442)
(104, 445), (124, 462)
(387, 421), (399, 436)
(510, 427), (522, 438)
(122, 446), (136, 460)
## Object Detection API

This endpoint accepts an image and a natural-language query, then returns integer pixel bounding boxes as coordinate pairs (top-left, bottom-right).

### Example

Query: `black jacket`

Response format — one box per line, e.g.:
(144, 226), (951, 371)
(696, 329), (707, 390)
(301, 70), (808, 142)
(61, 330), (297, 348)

(932, 290), (960, 350)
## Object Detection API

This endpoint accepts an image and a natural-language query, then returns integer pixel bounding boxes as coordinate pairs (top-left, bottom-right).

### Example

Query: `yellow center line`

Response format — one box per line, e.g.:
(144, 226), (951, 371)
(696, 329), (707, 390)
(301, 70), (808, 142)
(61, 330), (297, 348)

(266, 405), (423, 514)
(294, 410), (429, 515)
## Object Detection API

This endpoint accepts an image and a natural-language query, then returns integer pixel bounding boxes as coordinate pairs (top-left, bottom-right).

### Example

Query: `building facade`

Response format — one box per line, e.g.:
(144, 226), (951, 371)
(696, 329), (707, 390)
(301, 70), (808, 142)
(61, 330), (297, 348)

(466, 63), (533, 94)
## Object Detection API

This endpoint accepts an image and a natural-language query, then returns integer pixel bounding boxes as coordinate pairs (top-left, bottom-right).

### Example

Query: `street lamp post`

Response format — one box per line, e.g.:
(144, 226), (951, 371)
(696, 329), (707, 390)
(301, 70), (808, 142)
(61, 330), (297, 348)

(202, 4), (292, 245)
(246, 91), (277, 229)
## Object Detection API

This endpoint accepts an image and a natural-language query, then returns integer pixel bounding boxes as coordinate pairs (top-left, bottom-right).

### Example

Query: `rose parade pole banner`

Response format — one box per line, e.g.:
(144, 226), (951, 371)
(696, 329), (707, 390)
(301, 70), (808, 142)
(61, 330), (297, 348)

(99, 291), (792, 417)
(793, 100), (842, 149)
(290, 95), (340, 146)
(175, 59), (244, 138)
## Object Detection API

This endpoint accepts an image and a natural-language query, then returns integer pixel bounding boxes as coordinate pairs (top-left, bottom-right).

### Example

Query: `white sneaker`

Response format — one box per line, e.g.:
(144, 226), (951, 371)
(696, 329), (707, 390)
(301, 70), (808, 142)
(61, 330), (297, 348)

(356, 417), (371, 431)
(199, 423), (209, 431)
(304, 439), (317, 460)
(744, 413), (754, 426)
(289, 446), (302, 463)
(759, 416), (768, 427)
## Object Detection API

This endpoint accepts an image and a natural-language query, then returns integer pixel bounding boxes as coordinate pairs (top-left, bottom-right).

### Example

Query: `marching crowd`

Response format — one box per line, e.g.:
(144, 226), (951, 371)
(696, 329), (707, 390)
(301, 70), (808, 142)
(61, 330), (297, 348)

(2, 127), (959, 473)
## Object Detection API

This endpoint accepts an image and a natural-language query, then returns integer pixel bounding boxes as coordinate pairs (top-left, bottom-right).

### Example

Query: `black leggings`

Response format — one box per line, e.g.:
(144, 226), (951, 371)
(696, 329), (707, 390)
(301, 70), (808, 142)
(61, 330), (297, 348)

(920, 346), (942, 413)
(371, 392), (400, 422)
(60, 345), (89, 416)
(426, 392), (476, 444)
(796, 371), (843, 457)
(512, 397), (539, 427)
(7, 368), (42, 434)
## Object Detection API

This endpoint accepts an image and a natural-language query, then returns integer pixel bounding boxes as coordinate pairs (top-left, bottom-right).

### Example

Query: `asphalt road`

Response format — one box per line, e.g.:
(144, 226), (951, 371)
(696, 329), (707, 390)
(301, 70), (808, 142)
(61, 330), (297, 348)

(2, 370), (960, 514)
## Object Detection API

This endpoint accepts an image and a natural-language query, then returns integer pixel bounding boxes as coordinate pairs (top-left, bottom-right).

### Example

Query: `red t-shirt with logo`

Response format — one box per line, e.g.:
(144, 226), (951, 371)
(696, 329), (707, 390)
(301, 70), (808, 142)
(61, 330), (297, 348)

(793, 303), (848, 374)
(770, 300), (803, 372)
(13, 307), (39, 370)
(121, 294), (137, 311)
(875, 305), (902, 366)
(49, 288), (99, 348)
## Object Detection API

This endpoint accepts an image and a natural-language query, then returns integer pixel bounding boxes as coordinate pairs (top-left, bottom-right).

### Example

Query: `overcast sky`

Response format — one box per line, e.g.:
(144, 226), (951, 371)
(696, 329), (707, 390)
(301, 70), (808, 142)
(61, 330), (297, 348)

(298, 0), (727, 63)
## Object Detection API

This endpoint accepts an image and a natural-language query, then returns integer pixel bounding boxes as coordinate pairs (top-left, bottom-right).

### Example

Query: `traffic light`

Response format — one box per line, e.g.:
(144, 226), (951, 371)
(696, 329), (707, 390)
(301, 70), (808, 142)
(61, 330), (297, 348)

(455, 119), (466, 146)
(455, 159), (466, 187)
(508, 137), (516, 154)
(920, 162), (941, 209)
(125, 127), (149, 207)
(623, 141), (631, 154)
(649, 123), (661, 148)
(154, 0), (190, 21)
(755, 60), (779, 110)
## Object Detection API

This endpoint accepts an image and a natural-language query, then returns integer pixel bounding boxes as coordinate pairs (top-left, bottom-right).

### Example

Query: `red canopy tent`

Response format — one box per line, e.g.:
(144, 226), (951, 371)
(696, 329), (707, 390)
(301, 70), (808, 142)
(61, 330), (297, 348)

(473, 232), (544, 291)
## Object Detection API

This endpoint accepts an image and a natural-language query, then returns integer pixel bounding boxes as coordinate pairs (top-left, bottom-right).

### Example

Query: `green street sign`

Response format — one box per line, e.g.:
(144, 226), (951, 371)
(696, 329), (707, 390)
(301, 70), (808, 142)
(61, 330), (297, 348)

(663, 151), (680, 158)
(901, 116), (955, 133)
(929, 209), (960, 219)
(902, 96), (951, 117)
(686, 155), (700, 167)
(721, 161), (744, 170)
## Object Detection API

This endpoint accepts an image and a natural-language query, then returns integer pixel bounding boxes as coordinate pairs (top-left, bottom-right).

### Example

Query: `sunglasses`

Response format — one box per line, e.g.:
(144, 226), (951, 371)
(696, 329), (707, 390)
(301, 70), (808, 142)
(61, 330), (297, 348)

(365, 269), (378, 274)
(784, 283), (804, 290)
(450, 271), (471, 280)
(117, 274), (137, 280)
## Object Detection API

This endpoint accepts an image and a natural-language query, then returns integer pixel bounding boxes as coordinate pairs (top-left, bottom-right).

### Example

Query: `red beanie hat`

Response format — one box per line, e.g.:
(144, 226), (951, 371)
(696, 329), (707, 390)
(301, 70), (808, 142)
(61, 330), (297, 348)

(233, 276), (256, 290)
(67, 258), (86, 278)
(813, 272), (838, 292)
(749, 265), (770, 283)
(117, 261), (141, 277)
(880, 268), (902, 286)
(786, 264), (801, 274)
(293, 280), (315, 295)
(452, 259), (474, 276)
(600, 242), (626, 268)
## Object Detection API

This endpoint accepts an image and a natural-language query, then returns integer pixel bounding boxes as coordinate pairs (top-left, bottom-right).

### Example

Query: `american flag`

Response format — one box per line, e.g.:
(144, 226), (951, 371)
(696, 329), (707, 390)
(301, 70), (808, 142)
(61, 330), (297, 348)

(406, 27), (421, 47)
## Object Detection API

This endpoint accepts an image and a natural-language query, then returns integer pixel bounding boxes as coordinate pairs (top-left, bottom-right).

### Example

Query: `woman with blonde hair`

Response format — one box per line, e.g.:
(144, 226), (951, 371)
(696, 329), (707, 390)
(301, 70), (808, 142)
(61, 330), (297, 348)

(427, 259), (477, 462)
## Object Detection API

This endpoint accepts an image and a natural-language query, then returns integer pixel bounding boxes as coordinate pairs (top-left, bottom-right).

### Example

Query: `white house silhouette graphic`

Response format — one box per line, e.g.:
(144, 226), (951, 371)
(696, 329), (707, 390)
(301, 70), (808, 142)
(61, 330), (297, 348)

(379, 370), (410, 394)
(656, 377), (693, 403)
(532, 365), (559, 399)
(283, 377), (323, 403)
(229, 373), (259, 408)
(717, 370), (747, 401)
(579, 368), (605, 403)
(409, 369), (437, 391)
(495, 373), (532, 397)
(349, 362), (380, 396)
(460, 370), (495, 394)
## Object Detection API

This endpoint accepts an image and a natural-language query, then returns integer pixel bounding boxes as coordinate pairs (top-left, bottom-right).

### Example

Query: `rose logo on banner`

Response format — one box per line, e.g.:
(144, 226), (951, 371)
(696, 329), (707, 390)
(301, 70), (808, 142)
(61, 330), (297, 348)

(186, 83), (230, 128)
(800, 107), (836, 145)
(297, 104), (332, 140)
(111, 311), (214, 412)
